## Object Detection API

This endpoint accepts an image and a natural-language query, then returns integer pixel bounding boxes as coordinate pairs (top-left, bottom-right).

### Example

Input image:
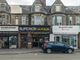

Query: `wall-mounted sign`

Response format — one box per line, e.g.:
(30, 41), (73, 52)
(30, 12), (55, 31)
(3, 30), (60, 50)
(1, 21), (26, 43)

(19, 26), (50, 32)
(53, 26), (79, 34)
(0, 26), (18, 31)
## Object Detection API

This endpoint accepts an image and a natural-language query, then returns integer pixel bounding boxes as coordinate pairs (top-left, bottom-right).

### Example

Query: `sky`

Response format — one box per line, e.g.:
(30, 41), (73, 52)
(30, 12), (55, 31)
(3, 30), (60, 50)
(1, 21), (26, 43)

(6, 0), (80, 6)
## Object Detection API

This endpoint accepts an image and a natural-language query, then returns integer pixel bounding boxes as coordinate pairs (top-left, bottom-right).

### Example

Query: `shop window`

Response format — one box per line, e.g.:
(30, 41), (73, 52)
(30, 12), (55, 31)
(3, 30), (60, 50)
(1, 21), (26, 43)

(56, 36), (60, 42)
(62, 35), (77, 47)
(9, 36), (17, 48)
(69, 36), (77, 47)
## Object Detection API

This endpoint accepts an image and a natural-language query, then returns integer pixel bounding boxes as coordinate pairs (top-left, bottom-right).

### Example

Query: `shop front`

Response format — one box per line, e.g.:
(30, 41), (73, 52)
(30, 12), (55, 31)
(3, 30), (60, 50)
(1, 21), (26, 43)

(51, 26), (79, 49)
(0, 26), (18, 49)
(19, 26), (50, 48)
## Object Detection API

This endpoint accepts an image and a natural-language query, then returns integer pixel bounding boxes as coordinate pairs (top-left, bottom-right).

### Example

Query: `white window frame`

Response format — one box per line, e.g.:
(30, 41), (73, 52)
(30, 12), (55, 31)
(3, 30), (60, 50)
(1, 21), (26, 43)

(15, 19), (18, 25)
(76, 16), (80, 25)
(15, 17), (19, 25)
(52, 16), (55, 25)
(31, 14), (44, 25)
(69, 16), (73, 25)
(56, 16), (62, 25)
(22, 15), (27, 25)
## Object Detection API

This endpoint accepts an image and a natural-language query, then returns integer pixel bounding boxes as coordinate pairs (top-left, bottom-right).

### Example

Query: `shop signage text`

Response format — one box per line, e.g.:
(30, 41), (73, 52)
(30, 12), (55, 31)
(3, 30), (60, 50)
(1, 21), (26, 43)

(0, 26), (18, 31)
(19, 26), (50, 32)
(53, 26), (79, 34)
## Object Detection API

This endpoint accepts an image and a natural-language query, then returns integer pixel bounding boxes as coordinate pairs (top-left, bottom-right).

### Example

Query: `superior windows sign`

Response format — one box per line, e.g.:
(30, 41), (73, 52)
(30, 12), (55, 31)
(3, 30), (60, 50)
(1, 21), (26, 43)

(53, 26), (79, 34)
(19, 26), (50, 32)
(0, 26), (18, 31)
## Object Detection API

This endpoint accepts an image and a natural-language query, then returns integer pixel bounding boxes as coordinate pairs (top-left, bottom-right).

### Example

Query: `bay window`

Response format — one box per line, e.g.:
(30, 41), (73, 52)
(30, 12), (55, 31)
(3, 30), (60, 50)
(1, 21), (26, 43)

(15, 17), (19, 25)
(69, 16), (73, 25)
(52, 16), (55, 25)
(56, 16), (62, 25)
(31, 14), (45, 25)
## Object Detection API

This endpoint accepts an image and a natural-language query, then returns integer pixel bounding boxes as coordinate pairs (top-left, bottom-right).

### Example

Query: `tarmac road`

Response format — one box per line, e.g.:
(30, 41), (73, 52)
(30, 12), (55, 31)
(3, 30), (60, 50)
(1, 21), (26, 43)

(0, 52), (80, 60)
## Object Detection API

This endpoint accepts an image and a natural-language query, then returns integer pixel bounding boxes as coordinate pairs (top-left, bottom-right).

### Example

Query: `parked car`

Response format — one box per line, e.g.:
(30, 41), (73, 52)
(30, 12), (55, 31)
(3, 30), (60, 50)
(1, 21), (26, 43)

(42, 41), (74, 54)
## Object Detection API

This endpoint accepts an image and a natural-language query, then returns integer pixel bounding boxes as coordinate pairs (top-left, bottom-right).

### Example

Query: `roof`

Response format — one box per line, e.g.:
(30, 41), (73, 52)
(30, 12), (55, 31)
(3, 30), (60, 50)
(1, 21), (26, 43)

(20, 5), (31, 14)
(53, 0), (63, 5)
(0, 0), (6, 3)
(33, 0), (42, 4)
(65, 6), (80, 13)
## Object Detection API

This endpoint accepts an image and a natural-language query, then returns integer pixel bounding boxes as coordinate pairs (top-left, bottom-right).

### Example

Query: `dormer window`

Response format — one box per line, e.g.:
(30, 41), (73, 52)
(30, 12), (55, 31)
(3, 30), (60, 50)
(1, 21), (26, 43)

(55, 5), (61, 12)
(35, 4), (41, 12)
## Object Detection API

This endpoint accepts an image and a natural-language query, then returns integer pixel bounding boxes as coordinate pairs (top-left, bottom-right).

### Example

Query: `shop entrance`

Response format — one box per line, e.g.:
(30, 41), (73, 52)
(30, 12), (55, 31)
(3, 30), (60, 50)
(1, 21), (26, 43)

(20, 33), (49, 48)
(20, 34), (28, 48)
(32, 34), (49, 48)
(62, 36), (69, 45)
(54, 35), (62, 42)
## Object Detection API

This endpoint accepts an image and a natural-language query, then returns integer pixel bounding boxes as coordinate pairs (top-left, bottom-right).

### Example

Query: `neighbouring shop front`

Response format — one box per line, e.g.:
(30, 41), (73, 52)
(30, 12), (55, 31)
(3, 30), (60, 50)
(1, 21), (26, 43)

(50, 26), (79, 49)
(19, 26), (50, 48)
(0, 26), (18, 49)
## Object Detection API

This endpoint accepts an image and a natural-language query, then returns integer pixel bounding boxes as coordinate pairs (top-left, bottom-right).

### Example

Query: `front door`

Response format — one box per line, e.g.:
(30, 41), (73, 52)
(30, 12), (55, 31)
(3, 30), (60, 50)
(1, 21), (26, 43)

(54, 35), (61, 43)
(20, 34), (27, 48)
(32, 34), (44, 48)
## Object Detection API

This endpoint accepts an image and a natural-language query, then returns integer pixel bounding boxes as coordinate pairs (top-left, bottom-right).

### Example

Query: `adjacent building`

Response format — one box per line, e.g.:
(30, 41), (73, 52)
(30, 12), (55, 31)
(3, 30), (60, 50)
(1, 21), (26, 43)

(0, 0), (80, 49)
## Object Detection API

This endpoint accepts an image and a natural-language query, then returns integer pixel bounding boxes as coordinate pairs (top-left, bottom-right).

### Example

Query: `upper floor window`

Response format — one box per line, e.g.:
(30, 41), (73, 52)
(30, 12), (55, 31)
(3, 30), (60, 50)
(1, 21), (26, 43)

(15, 17), (19, 25)
(0, 3), (6, 9)
(52, 16), (55, 25)
(56, 16), (62, 25)
(76, 16), (80, 25)
(69, 16), (73, 25)
(31, 14), (45, 25)
(0, 15), (5, 25)
(35, 4), (41, 12)
(55, 6), (61, 12)
(22, 15), (28, 25)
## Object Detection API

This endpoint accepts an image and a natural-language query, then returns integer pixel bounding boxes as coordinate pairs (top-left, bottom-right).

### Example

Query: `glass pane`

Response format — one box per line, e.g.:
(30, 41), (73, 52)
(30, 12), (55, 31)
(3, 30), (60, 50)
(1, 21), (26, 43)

(56, 16), (62, 25)
(9, 36), (17, 48)
(52, 16), (55, 25)
(70, 36), (76, 47)
(76, 16), (80, 25)
(62, 36), (69, 45)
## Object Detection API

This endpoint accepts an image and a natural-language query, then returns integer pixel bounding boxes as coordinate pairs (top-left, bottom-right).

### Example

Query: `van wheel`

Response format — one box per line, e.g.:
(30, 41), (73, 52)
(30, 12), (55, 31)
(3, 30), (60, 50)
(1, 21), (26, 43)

(67, 49), (73, 54)
(47, 49), (52, 54)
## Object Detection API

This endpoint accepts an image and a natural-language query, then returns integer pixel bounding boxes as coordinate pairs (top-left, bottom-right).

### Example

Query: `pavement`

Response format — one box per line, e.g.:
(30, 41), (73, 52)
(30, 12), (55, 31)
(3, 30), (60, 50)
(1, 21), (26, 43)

(0, 48), (80, 55)
(0, 48), (41, 55)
